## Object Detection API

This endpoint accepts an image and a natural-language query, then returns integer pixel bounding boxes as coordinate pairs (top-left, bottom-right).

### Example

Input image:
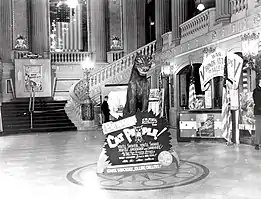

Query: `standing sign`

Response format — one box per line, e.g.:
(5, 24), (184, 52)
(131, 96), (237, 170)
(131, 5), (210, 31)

(148, 89), (164, 117)
(101, 111), (172, 173)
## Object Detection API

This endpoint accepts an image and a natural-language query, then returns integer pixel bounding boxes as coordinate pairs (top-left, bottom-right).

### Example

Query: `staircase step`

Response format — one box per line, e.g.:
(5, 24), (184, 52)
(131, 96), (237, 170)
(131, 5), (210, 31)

(1, 98), (76, 135)
(2, 126), (77, 135)
(4, 123), (75, 130)
(2, 110), (67, 117)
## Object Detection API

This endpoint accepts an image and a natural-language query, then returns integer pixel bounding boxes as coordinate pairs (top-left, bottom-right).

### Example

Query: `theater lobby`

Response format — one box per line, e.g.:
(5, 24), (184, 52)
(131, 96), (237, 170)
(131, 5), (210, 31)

(0, 130), (261, 199)
(1, 0), (261, 198)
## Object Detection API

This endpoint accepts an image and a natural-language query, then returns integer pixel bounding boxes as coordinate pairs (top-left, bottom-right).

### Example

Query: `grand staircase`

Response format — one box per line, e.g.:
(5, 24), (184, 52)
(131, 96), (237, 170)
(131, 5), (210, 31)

(1, 98), (76, 135)
(65, 41), (156, 130)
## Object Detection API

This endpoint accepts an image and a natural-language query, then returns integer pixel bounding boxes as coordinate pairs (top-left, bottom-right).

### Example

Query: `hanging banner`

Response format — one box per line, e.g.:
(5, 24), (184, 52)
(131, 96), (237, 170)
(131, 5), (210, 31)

(199, 49), (226, 91)
(227, 52), (244, 89)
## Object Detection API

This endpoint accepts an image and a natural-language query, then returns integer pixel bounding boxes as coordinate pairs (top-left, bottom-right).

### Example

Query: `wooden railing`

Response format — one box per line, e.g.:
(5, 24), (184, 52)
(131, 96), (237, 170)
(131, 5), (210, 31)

(65, 41), (156, 130)
(180, 8), (216, 43)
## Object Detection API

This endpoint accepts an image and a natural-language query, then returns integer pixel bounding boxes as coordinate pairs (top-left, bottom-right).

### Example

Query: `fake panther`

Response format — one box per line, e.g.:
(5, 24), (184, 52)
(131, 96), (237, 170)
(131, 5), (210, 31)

(123, 53), (152, 116)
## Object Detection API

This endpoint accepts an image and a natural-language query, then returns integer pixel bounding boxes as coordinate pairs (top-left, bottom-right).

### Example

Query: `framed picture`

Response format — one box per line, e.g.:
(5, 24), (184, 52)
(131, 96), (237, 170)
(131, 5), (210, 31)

(24, 65), (43, 92)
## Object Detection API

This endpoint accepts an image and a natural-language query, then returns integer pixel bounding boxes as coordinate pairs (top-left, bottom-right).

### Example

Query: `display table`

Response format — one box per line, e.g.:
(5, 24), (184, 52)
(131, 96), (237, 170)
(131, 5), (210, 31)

(178, 109), (223, 141)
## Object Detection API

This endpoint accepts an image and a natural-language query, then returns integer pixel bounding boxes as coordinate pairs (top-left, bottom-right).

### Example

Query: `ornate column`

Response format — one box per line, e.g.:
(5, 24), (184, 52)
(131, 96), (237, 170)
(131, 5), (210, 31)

(136, 0), (146, 48)
(123, 0), (146, 54)
(0, 0), (13, 62)
(215, 0), (231, 24)
(155, 0), (170, 49)
(171, 0), (188, 46)
(123, 0), (137, 54)
(30, 0), (49, 57)
(90, 0), (107, 63)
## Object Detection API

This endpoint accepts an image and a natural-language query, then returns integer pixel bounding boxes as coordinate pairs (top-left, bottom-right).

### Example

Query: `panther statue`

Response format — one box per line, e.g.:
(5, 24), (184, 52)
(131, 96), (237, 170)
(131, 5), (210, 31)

(123, 53), (152, 116)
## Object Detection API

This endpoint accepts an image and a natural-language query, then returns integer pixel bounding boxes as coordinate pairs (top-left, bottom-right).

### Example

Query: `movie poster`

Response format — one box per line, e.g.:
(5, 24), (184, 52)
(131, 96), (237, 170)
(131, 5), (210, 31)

(102, 112), (171, 167)
(24, 65), (43, 92)
(239, 91), (255, 131)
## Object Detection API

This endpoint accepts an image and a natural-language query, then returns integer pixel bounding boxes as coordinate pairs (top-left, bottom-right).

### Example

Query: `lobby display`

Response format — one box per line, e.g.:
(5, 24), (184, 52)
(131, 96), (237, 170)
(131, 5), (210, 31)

(97, 53), (180, 175)
(14, 59), (52, 98)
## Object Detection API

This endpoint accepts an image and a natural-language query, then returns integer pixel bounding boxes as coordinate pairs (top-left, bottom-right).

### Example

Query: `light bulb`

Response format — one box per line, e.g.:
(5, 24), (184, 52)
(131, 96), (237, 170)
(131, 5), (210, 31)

(197, 3), (205, 11)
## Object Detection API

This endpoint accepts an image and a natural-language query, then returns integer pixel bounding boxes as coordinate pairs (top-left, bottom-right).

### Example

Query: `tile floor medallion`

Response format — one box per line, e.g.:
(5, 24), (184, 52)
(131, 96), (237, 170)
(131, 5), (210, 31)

(67, 160), (209, 191)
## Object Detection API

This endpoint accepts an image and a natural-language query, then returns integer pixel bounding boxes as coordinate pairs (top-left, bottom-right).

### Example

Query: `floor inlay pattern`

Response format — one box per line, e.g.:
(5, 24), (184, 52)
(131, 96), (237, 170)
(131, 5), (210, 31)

(67, 160), (209, 191)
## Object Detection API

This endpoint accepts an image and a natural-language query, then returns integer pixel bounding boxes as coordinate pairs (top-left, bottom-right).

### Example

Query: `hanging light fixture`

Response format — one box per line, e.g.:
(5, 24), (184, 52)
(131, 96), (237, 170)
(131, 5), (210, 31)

(197, 0), (205, 11)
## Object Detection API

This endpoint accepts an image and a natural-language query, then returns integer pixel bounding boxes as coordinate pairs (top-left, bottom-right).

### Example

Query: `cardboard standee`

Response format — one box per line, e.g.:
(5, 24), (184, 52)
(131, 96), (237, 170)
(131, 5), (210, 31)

(97, 111), (179, 174)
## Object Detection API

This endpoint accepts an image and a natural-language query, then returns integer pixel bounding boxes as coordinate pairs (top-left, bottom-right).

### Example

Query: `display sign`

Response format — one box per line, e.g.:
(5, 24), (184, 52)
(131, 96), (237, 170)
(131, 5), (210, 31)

(196, 114), (215, 137)
(102, 111), (172, 166)
(227, 52), (244, 89)
(239, 91), (255, 131)
(179, 113), (222, 138)
(148, 89), (164, 117)
(199, 50), (243, 91)
(199, 49), (226, 91)
(24, 65), (43, 92)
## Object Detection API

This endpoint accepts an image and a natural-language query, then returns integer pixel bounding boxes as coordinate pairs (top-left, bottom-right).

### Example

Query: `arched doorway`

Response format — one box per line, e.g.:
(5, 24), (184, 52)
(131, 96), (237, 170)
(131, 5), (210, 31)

(177, 63), (223, 110)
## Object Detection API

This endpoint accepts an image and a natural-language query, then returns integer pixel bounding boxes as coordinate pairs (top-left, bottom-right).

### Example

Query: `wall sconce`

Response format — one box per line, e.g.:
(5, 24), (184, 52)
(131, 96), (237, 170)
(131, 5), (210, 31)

(241, 32), (260, 74)
(161, 62), (174, 78)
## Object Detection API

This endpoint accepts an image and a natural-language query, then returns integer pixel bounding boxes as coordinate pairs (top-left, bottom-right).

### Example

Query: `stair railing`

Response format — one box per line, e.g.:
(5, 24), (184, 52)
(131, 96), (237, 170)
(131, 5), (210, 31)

(65, 40), (156, 130)
(28, 81), (36, 129)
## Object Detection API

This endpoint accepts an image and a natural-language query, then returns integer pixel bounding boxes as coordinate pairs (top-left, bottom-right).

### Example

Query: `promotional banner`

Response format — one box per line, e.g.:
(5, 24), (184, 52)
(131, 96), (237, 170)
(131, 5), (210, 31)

(227, 52), (244, 89)
(102, 111), (172, 166)
(199, 49), (226, 91)
(199, 50), (243, 91)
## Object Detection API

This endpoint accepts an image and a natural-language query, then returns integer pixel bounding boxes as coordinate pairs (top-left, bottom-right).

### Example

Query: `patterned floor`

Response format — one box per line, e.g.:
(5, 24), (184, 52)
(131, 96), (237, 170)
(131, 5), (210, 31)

(67, 160), (209, 191)
(0, 130), (261, 199)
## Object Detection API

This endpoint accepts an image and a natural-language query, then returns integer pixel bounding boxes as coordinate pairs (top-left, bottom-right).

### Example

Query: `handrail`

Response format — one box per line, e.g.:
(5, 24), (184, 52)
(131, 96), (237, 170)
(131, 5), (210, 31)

(28, 82), (36, 129)
(180, 7), (215, 28)
(90, 41), (156, 75)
